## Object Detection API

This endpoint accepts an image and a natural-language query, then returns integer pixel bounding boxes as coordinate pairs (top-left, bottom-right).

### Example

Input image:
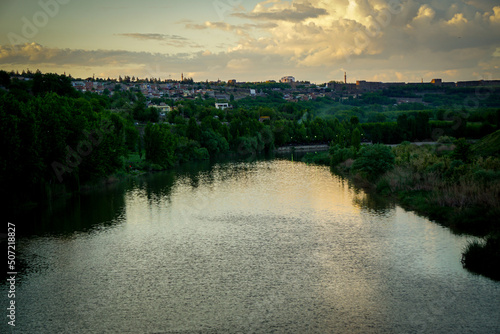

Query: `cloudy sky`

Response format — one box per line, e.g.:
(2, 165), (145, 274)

(0, 0), (499, 83)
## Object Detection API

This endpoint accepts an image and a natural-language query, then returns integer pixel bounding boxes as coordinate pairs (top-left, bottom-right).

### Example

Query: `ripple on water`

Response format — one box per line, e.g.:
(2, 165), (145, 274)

(6, 160), (500, 333)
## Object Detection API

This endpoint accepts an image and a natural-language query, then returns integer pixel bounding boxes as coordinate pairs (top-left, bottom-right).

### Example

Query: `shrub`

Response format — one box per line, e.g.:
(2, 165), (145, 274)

(194, 147), (210, 160)
(302, 152), (330, 165)
(352, 144), (395, 180)
(452, 138), (472, 162)
(330, 144), (357, 167)
(437, 135), (456, 144)
(426, 162), (445, 174)
(376, 178), (391, 196)
(473, 169), (500, 185)
(462, 235), (500, 280)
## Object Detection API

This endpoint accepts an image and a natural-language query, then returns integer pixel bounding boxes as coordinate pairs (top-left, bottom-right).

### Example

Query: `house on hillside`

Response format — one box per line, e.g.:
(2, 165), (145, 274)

(215, 103), (230, 110)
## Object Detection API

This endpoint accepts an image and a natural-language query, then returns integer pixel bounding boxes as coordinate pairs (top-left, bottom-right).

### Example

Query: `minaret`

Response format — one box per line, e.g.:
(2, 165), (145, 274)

(344, 72), (347, 84)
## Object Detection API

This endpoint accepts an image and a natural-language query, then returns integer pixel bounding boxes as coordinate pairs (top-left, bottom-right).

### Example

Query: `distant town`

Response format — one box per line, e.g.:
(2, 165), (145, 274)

(2, 69), (500, 111)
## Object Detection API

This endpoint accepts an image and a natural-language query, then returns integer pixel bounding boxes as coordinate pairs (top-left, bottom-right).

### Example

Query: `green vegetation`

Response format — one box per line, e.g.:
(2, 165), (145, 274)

(461, 236), (500, 281)
(302, 151), (331, 165)
(351, 144), (395, 181)
(472, 130), (500, 156)
(327, 132), (500, 280)
(2, 70), (499, 280)
(1, 72), (353, 213)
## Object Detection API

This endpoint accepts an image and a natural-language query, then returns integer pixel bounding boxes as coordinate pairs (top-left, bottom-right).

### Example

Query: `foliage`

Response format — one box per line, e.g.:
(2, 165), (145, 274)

(144, 123), (177, 167)
(462, 236), (500, 281)
(32, 71), (78, 98)
(472, 129), (500, 157)
(437, 135), (456, 144)
(351, 127), (361, 151)
(0, 89), (127, 210)
(451, 138), (472, 162)
(329, 144), (357, 167)
(302, 152), (330, 165)
(201, 129), (229, 155)
(351, 144), (395, 179)
(2, 70), (499, 218)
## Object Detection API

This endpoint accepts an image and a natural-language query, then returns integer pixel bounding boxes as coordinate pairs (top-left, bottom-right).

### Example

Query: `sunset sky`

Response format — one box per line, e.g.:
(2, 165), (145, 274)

(0, 0), (499, 83)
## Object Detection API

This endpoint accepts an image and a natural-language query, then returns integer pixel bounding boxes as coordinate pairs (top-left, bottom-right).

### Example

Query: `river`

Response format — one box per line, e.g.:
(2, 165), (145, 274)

(3, 158), (500, 333)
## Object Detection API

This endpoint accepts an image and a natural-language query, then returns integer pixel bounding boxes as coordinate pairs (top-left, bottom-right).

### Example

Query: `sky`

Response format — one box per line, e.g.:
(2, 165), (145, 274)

(0, 0), (499, 83)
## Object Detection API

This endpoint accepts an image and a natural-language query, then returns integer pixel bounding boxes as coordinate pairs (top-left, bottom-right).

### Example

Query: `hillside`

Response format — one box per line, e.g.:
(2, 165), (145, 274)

(473, 130), (500, 156)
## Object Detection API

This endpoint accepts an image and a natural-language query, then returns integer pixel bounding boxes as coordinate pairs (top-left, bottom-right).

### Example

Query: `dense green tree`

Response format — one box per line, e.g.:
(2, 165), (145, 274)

(187, 117), (201, 142)
(452, 138), (472, 162)
(144, 123), (177, 166)
(125, 124), (139, 153)
(32, 71), (77, 97)
(0, 70), (10, 87)
(453, 112), (468, 138)
(330, 144), (357, 167)
(352, 144), (395, 180)
(351, 127), (361, 151)
(201, 129), (229, 155)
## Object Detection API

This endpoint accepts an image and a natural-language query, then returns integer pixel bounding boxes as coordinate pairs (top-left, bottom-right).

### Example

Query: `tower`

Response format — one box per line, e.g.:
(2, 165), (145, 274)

(344, 72), (347, 84)
(181, 73), (184, 82)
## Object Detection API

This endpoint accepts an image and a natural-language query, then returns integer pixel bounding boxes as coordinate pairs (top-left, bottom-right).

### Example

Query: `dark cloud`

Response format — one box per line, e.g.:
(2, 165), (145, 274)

(0, 43), (171, 65)
(117, 33), (188, 41)
(0, 42), (295, 80)
(116, 33), (203, 48)
(232, 2), (328, 22)
(186, 22), (277, 31)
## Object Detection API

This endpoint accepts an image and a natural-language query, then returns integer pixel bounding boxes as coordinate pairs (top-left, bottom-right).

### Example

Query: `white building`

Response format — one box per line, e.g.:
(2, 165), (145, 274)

(149, 103), (171, 113)
(280, 76), (295, 83)
(215, 103), (230, 110)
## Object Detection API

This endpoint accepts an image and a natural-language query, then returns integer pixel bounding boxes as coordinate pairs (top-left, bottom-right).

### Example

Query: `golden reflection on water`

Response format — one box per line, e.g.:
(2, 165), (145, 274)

(12, 159), (500, 333)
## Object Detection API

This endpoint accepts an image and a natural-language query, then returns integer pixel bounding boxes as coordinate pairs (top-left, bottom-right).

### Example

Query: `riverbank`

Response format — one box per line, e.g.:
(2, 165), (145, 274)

(306, 136), (500, 281)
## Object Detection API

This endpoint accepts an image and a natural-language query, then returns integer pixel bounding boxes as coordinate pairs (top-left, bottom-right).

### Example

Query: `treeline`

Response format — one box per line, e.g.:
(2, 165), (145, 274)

(0, 91), (134, 211)
(360, 109), (500, 143)
(2, 71), (500, 212)
(0, 72), (347, 211)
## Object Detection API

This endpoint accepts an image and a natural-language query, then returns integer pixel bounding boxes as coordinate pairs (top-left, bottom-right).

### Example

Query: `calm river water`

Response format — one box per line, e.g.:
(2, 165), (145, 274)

(4, 158), (500, 333)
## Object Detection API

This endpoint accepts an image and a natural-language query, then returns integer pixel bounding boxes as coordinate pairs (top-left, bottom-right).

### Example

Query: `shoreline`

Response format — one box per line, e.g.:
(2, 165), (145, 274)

(302, 141), (500, 281)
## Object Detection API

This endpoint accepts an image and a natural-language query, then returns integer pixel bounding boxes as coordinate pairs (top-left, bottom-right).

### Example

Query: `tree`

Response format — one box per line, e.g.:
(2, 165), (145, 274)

(144, 123), (177, 166)
(125, 124), (139, 152)
(32, 72), (76, 97)
(0, 70), (10, 87)
(351, 127), (361, 151)
(187, 117), (201, 142)
(453, 112), (468, 138)
(201, 129), (229, 155)
(416, 112), (430, 140)
(352, 144), (395, 180)
(452, 138), (471, 162)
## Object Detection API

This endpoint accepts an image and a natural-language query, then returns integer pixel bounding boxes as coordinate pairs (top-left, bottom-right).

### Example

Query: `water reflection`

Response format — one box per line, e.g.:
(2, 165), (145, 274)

(6, 158), (500, 334)
(19, 181), (129, 237)
(352, 190), (396, 215)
